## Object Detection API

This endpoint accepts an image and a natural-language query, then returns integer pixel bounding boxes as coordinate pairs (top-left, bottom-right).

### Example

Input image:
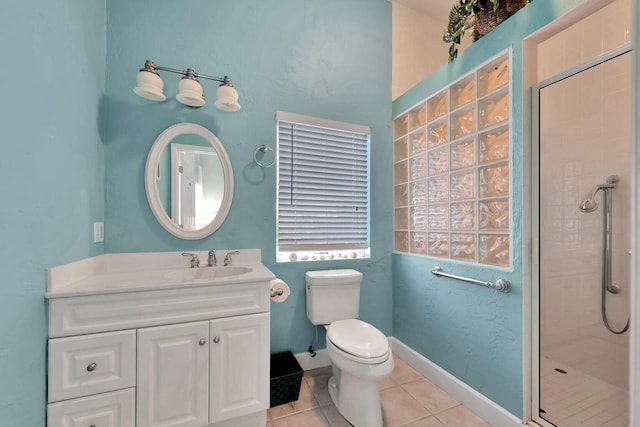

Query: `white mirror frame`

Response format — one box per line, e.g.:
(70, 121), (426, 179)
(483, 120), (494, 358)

(144, 123), (234, 240)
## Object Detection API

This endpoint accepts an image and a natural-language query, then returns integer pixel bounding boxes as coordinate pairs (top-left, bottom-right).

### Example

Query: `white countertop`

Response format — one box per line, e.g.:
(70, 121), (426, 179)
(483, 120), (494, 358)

(46, 249), (275, 299)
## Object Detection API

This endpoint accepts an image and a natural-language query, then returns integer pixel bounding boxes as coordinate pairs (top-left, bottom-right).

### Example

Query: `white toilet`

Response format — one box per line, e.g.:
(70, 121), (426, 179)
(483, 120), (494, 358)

(306, 269), (394, 427)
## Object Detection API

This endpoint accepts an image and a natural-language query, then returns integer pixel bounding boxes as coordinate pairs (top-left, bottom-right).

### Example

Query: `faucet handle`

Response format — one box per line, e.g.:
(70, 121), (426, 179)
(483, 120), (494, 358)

(223, 251), (240, 266)
(208, 250), (217, 267)
(182, 252), (200, 268)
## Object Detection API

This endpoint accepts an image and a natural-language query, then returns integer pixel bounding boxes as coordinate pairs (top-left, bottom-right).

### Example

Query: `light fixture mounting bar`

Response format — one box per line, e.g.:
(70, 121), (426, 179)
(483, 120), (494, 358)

(142, 60), (231, 86)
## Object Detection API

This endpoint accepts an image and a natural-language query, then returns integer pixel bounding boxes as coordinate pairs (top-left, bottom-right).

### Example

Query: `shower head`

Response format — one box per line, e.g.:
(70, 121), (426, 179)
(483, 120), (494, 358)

(579, 187), (600, 213)
(579, 176), (618, 213)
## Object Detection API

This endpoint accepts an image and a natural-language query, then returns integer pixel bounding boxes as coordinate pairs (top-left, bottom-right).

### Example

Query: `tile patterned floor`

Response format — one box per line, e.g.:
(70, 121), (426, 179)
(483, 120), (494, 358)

(539, 357), (628, 427)
(267, 355), (490, 427)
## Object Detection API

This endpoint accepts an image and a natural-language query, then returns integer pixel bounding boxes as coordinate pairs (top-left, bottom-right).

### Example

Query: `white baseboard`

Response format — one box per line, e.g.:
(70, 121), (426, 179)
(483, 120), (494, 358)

(390, 337), (522, 427)
(294, 348), (330, 371)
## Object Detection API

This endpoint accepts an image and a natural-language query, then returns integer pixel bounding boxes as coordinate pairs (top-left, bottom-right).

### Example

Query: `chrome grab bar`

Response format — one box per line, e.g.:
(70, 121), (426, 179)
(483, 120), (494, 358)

(431, 266), (511, 293)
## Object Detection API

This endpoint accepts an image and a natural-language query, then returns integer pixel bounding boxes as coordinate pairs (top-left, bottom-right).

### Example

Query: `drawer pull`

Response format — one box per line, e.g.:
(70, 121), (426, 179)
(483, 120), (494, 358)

(213, 336), (220, 344)
(86, 363), (97, 372)
(199, 338), (206, 346)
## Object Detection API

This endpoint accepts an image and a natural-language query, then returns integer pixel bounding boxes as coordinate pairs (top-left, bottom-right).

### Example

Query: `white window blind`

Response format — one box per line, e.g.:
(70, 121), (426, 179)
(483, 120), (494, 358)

(277, 112), (370, 257)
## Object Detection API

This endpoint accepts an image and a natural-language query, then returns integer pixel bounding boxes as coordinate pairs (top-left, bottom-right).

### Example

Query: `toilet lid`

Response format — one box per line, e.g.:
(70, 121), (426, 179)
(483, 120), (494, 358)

(327, 319), (389, 359)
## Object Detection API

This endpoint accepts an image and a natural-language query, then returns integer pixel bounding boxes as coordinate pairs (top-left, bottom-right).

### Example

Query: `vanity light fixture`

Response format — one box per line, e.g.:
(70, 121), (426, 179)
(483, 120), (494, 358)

(134, 60), (241, 111)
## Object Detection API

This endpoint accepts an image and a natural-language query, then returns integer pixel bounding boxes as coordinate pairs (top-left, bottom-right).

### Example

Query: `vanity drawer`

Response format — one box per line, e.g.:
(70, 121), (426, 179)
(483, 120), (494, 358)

(48, 282), (270, 337)
(48, 330), (136, 402)
(47, 388), (135, 427)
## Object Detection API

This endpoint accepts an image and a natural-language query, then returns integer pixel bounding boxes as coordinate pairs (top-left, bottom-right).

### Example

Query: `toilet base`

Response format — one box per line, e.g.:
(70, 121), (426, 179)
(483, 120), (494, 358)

(327, 373), (384, 427)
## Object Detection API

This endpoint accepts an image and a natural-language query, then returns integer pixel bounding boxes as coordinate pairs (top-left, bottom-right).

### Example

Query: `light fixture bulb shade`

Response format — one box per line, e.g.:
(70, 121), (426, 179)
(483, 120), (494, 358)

(215, 85), (241, 112)
(133, 70), (166, 101)
(176, 78), (205, 108)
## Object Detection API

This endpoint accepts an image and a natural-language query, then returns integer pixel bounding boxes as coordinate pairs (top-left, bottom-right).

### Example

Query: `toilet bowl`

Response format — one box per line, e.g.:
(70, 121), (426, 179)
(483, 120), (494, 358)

(325, 319), (394, 427)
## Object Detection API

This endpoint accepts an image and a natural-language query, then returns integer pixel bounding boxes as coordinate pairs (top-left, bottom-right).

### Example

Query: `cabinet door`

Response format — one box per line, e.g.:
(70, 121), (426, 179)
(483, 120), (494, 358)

(209, 312), (270, 423)
(137, 321), (210, 427)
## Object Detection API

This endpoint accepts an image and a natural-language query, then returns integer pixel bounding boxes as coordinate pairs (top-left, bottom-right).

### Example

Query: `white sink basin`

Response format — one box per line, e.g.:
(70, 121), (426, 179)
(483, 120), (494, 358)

(165, 266), (253, 283)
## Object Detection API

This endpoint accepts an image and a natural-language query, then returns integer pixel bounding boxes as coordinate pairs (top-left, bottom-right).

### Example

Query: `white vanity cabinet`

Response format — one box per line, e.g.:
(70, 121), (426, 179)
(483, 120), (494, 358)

(46, 263), (273, 427)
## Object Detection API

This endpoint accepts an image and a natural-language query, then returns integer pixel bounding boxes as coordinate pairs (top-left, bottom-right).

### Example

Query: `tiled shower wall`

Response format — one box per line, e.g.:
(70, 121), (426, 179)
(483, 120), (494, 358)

(537, 0), (631, 388)
(537, 0), (632, 82)
(393, 52), (512, 267)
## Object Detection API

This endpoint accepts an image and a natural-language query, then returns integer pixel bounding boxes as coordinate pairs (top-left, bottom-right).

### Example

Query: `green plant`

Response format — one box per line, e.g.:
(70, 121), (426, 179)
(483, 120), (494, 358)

(443, 0), (531, 63)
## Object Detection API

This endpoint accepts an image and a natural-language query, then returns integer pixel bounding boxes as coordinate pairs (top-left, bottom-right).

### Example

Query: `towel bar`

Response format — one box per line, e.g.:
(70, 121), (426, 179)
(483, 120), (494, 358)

(431, 266), (511, 293)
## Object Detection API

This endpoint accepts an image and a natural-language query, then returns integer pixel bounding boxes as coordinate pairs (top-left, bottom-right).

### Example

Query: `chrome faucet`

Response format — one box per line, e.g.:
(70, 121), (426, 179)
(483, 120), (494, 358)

(208, 250), (217, 267)
(182, 252), (200, 268)
(223, 251), (240, 266)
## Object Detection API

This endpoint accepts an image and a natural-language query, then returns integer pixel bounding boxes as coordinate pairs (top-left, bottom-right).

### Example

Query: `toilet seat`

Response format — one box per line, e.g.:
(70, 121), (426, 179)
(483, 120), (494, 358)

(327, 319), (390, 364)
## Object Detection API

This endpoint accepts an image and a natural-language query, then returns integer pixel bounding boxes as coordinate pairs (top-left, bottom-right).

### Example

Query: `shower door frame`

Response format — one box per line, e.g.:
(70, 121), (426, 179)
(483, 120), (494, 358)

(530, 45), (633, 427)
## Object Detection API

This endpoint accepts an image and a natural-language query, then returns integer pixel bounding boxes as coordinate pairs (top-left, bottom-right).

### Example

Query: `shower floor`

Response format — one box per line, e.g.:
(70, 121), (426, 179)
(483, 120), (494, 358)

(540, 357), (628, 427)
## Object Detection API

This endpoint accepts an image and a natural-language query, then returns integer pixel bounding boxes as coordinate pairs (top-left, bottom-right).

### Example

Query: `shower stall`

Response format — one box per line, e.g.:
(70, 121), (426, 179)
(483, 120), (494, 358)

(534, 48), (632, 427)
(529, 1), (633, 424)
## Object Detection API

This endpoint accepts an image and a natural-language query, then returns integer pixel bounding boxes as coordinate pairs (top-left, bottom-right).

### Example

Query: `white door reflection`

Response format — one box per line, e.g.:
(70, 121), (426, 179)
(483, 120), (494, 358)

(170, 143), (224, 231)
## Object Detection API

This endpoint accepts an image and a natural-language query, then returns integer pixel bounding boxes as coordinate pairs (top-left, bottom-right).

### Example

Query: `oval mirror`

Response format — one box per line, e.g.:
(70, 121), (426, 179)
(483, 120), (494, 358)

(145, 123), (234, 240)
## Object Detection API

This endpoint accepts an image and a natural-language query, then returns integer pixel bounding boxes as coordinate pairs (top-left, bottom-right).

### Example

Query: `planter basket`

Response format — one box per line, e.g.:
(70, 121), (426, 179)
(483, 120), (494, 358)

(475, 0), (526, 37)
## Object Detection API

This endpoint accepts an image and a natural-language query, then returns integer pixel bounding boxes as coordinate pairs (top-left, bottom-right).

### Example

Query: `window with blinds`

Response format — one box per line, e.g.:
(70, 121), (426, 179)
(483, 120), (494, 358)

(276, 111), (371, 262)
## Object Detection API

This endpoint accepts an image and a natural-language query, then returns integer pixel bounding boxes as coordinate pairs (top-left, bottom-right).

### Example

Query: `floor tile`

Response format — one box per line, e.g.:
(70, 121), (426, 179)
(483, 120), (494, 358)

(381, 386), (431, 427)
(379, 375), (399, 391)
(270, 355), (492, 427)
(269, 380), (318, 419)
(319, 404), (353, 427)
(435, 405), (491, 427)
(305, 374), (333, 406)
(390, 357), (424, 385)
(400, 416), (447, 427)
(401, 379), (459, 414)
(271, 408), (331, 427)
(539, 356), (628, 427)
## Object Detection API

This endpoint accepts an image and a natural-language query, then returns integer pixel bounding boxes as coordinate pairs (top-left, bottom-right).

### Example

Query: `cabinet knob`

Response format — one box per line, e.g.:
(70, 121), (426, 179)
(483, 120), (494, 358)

(199, 338), (206, 346)
(213, 336), (220, 344)
(86, 363), (97, 372)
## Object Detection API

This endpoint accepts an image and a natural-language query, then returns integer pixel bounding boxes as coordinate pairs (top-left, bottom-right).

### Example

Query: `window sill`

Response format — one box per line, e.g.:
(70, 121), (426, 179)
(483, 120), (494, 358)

(277, 248), (370, 263)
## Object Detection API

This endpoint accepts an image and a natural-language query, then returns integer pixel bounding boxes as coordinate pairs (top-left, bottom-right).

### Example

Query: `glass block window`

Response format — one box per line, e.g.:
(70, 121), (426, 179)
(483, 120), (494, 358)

(393, 52), (511, 267)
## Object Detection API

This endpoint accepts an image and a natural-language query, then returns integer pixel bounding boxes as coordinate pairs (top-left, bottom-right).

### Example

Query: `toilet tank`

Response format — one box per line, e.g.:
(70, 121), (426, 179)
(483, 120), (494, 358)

(306, 269), (362, 325)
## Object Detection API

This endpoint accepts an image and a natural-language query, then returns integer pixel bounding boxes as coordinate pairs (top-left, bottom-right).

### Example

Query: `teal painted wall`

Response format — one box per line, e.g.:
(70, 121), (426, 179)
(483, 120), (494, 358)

(104, 0), (393, 354)
(0, 1), (106, 424)
(392, 0), (594, 417)
(3, 0), (627, 424)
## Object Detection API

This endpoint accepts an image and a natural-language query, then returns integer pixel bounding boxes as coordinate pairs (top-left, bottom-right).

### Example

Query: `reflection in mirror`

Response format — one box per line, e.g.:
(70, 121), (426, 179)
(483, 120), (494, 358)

(145, 123), (234, 240)
(155, 135), (225, 230)
(172, 143), (223, 230)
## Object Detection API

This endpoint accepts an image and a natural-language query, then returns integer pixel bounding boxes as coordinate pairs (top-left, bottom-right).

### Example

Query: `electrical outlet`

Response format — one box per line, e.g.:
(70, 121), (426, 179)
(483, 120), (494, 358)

(93, 222), (104, 243)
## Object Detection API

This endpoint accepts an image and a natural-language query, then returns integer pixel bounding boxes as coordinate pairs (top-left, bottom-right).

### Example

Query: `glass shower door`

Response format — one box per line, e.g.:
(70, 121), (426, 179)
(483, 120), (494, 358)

(537, 52), (631, 426)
